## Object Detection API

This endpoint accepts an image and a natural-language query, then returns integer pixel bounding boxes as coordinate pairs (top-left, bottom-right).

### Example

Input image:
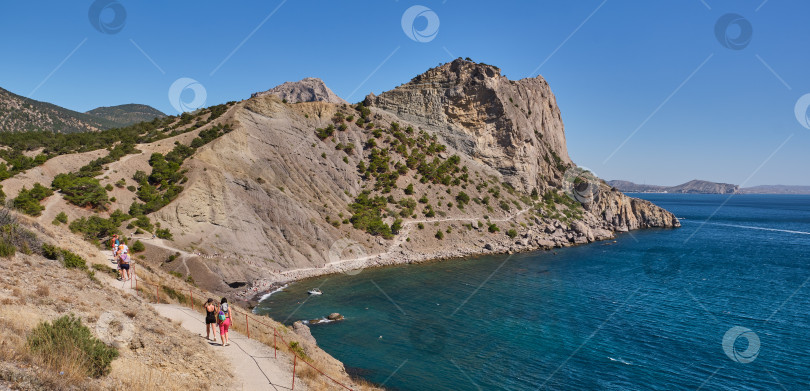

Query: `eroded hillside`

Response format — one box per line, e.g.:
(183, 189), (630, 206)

(2, 59), (679, 301)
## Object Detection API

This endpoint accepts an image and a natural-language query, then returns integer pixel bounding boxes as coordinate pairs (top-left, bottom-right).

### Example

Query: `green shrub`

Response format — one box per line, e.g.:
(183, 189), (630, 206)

(488, 223), (500, 233)
(506, 229), (518, 238)
(155, 228), (173, 240)
(417, 223), (425, 230)
(52, 211), (68, 226)
(69, 211), (129, 240)
(131, 240), (145, 253)
(27, 314), (118, 378)
(12, 183), (52, 216)
(0, 239), (14, 257)
(52, 173), (108, 210)
(61, 249), (87, 269)
(435, 230), (444, 240)
(404, 184), (414, 195)
(162, 286), (187, 304)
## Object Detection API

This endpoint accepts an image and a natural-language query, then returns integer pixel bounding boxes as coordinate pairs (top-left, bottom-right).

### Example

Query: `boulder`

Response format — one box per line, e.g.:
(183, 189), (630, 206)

(327, 313), (344, 321)
(292, 321), (317, 346)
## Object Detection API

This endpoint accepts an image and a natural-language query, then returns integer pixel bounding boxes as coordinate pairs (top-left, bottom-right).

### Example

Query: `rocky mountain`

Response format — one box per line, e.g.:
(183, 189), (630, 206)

(365, 60), (569, 194)
(738, 185), (810, 194)
(146, 59), (678, 295)
(85, 104), (165, 127)
(251, 77), (348, 104)
(608, 179), (739, 194)
(0, 86), (164, 133)
(0, 86), (116, 133)
(3, 59), (679, 302)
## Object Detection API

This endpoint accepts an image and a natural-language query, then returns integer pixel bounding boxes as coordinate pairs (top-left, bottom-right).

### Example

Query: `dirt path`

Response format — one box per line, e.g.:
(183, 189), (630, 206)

(153, 304), (305, 391)
(278, 206), (533, 278)
(93, 249), (305, 390)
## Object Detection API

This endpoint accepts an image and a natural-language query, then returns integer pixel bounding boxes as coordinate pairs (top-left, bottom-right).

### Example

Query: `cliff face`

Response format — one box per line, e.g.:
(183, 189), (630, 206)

(365, 59), (569, 194)
(365, 59), (678, 233)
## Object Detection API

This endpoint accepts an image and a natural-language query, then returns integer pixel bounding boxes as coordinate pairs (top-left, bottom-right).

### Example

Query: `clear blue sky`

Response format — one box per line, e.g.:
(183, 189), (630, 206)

(1, 0), (808, 186)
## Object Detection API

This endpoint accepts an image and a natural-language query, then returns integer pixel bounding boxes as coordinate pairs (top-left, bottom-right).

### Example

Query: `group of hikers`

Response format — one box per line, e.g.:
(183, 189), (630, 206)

(110, 234), (131, 281)
(109, 234), (233, 347)
(204, 297), (232, 346)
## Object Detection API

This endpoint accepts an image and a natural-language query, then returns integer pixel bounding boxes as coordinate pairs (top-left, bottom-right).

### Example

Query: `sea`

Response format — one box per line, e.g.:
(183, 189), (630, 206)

(254, 194), (810, 390)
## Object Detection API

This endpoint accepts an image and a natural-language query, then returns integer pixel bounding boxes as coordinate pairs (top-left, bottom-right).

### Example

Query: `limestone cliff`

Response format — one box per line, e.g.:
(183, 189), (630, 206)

(365, 59), (569, 193)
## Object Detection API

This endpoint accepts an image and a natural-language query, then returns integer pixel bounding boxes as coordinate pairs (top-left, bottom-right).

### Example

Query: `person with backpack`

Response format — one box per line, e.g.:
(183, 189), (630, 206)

(204, 298), (218, 341)
(217, 297), (232, 346)
(118, 251), (131, 281)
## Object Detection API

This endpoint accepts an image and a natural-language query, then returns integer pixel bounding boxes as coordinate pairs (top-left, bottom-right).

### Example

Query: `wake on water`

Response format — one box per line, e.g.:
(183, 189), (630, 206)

(684, 221), (810, 235)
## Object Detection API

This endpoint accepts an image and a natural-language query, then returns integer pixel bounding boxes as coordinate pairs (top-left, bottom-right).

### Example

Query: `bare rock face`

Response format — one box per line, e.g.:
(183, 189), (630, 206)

(252, 77), (348, 104)
(365, 58), (569, 193)
(292, 321), (317, 346)
(589, 185), (681, 231)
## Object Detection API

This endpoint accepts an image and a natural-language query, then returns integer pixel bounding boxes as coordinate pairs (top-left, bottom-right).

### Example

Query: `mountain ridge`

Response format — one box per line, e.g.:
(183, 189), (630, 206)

(0, 86), (164, 132)
(609, 179), (810, 194)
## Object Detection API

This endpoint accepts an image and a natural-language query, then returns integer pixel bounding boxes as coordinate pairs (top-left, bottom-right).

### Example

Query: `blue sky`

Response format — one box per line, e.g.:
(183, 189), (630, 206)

(0, 0), (808, 186)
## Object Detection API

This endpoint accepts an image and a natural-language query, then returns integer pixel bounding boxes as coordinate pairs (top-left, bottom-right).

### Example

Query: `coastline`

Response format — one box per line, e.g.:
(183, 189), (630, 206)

(238, 224), (678, 307)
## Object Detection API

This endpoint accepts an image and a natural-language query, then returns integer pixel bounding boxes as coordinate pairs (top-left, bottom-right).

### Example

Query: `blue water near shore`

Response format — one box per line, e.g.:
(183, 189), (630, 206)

(255, 194), (810, 390)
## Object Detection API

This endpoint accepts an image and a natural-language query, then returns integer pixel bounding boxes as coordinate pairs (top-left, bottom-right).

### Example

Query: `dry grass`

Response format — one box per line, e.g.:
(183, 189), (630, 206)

(35, 284), (49, 297)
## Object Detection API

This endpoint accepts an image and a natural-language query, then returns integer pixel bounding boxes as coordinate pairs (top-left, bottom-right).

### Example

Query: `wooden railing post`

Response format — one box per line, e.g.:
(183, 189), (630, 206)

(292, 354), (297, 390)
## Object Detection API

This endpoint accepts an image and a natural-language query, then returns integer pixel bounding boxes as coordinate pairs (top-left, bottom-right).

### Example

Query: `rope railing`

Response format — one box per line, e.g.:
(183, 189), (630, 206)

(131, 273), (354, 390)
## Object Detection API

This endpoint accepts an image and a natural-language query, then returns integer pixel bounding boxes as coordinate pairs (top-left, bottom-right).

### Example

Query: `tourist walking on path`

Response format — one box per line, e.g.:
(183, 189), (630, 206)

(217, 297), (232, 346)
(118, 251), (131, 281)
(204, 298), (218, 341)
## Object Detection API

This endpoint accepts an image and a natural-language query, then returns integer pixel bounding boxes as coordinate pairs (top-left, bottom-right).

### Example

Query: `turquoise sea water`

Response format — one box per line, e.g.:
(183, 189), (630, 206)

(255, 194), (810, 390)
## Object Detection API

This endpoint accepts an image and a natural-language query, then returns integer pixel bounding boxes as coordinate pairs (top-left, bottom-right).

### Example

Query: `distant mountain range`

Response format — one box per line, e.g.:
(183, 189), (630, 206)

(608, 180), (810, 194)
(0, 86), (164, 133)
(85, 104), (165, 127)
